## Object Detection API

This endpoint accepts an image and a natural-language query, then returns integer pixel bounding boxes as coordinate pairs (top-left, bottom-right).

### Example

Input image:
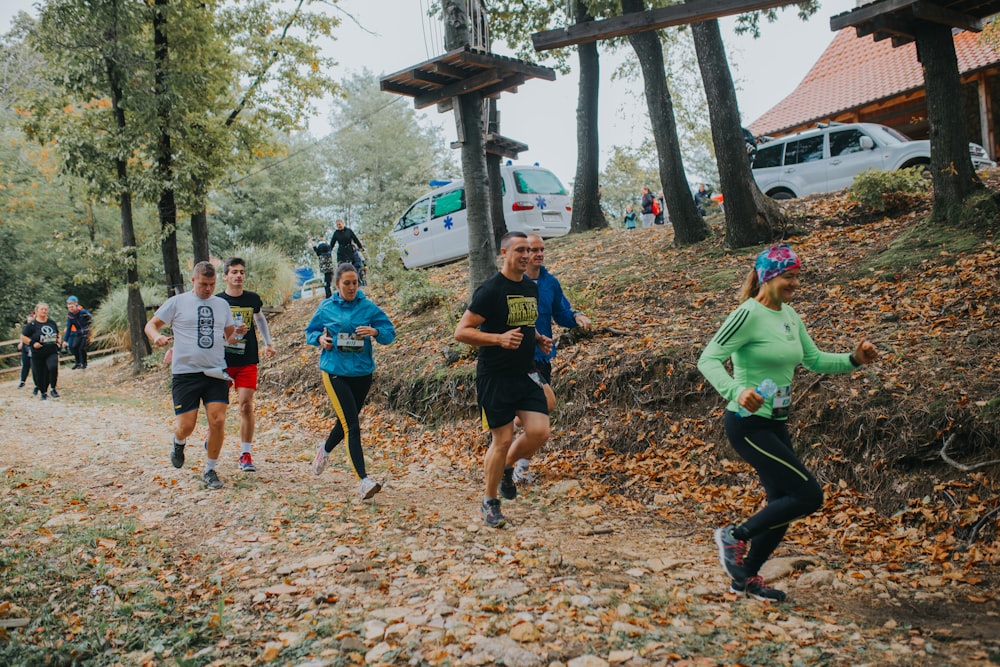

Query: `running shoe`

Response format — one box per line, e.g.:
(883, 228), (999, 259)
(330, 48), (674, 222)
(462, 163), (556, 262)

(18, 382), (24, 388)
(512, 466), (537, 485)
(480, 499), (506, 529)
(50, 388), (60, 398)
(731, 576), (786, 602)
(499, 466), (517, 500)
(312, 442), (329, 476)
(239, 452), (256, 473)
(32, 387), (38, 396)
(202, 469), (223, 490)
(714, 525), (748, 581)
(39, 393), (47, 400)
(170, 442), (185, 469)
(359, 476), (382, 500)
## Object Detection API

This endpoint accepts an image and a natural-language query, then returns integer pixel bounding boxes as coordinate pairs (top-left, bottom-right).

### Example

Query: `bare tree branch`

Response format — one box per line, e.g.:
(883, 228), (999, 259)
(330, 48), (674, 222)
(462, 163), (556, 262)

(939, 433), (1000, 471)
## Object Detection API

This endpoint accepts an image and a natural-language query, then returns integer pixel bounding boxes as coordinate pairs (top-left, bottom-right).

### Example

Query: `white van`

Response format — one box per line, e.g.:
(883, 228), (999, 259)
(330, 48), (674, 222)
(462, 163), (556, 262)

(392, 164), (572, 269)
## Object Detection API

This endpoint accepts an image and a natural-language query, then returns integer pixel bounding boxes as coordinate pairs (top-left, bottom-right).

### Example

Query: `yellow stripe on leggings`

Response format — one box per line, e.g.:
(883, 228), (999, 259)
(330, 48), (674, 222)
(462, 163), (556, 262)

(321, 373), (362, 479)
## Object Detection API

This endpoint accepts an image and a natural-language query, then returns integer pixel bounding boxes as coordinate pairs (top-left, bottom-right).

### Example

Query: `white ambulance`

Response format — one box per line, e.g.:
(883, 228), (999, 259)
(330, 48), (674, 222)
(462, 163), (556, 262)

(392, 164), (572, 269)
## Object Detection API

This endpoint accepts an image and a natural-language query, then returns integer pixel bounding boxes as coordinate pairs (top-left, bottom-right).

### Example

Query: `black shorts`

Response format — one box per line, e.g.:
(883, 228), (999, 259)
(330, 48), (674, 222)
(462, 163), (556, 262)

(172, 372), (230, 415)
(477, 372), (549, 430)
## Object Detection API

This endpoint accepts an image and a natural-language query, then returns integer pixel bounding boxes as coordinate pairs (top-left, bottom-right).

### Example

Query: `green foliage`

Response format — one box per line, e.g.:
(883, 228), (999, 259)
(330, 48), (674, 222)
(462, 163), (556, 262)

(209, 133), (328, 259)
(381, 262), (451, 315)
(231, 243), (298, 306)
(849, 167), (930, 213)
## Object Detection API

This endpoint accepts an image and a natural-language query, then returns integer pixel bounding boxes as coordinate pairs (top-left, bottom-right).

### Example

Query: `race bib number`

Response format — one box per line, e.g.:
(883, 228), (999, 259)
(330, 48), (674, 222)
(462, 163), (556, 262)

(771, 384), (792, 419)
(336, 332), (365, 352)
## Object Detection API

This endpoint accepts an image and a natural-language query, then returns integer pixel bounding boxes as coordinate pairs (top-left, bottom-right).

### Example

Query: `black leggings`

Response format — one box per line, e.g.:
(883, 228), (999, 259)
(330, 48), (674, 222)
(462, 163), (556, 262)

(322, 373), (373, 480)
(724, 411), (824, 577)
(32, 350), (59, 393)
(20, 348), (31, 383)
(70, 336), (88, 367)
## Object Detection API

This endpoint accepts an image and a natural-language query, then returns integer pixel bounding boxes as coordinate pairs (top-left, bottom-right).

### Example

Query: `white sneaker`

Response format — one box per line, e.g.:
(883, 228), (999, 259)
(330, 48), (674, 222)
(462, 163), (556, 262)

(359, 476), (382, 500)
(312, 442), (329, 476)
(512, 467), (537, 485)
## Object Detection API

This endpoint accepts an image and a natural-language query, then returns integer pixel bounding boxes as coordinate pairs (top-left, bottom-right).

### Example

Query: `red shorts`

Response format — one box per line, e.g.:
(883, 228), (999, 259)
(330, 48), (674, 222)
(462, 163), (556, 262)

(226, 364), (258, 390)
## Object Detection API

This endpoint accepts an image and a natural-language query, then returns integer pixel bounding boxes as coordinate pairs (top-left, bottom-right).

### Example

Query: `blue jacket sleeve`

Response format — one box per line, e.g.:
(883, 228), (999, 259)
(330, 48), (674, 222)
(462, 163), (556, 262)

(305, 307), (327, 347)
(370, 305), (396, 346)
(550, 282), (577, 330)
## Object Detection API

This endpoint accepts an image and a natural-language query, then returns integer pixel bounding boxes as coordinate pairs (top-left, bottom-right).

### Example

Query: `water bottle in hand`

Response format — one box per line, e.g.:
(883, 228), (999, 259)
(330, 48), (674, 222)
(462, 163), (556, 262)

(737, 378), (778, 417)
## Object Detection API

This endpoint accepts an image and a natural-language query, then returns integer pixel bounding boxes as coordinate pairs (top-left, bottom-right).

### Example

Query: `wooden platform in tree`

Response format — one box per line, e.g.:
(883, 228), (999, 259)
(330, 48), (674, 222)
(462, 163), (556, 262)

(379, 46), (556, 110)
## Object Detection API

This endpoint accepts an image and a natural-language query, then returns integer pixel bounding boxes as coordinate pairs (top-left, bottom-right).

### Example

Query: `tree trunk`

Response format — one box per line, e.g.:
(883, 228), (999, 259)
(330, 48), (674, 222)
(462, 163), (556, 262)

(487, 150), (507, 251)
(690, 18), (783, 248)
(570, 0), (606, 233)
(154, 0), (184, 298)
(444, 0), (495, 294)
(191, 207), (210, 264)
(622, 0), (708, 245)
(106, 56), (148, 374)
(457, 93), (495, 293)
(914, 20), (984, 218)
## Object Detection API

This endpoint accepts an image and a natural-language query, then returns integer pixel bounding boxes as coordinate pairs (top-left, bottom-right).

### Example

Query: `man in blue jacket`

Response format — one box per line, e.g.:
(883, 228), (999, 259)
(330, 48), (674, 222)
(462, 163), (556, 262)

(514, 234), (592, 484)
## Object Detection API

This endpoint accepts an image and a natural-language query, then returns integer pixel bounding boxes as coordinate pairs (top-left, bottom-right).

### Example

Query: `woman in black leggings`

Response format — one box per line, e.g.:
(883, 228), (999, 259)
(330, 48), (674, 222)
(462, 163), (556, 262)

(21, 303), (61, 400)
(698, 244), (877, 601)
(305, 263), (395, 501)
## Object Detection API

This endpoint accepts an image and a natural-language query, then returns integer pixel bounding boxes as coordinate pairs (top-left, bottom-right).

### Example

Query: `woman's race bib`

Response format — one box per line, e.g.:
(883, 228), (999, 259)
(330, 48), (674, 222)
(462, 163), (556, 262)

(336, 332), (365, 353)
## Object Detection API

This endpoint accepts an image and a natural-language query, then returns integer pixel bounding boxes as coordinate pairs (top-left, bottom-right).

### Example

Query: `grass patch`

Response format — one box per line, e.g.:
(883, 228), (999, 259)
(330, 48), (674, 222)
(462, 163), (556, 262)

(862, 216), (988, 274)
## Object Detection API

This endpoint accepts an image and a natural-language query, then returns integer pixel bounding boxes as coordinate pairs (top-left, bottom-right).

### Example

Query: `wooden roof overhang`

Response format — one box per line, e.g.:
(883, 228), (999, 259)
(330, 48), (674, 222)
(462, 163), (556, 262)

(831, 0), (1000, 47)
(379, 46), (556, 111)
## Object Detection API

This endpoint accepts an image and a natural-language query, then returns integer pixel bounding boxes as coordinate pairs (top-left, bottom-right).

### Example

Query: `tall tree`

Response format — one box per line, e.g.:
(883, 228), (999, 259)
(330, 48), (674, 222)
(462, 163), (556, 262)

(490, 0), (608, 233)
(913, 20), (989, 218)
(622, 0), (708, 245)
(188, 0), (340, 262)
(443, 0), (494, 294)
(691, 18), (782, 247)
(570, 0), (606, 232)
(24, 0), (152, 373)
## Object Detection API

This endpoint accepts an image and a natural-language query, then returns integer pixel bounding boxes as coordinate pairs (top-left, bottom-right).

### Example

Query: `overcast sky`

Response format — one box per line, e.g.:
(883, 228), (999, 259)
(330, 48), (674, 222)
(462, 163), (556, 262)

(2, 0), (857, 185)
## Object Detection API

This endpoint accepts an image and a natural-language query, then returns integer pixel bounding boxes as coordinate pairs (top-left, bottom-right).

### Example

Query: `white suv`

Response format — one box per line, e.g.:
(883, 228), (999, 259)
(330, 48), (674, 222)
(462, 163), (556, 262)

(751, 122), (995, 199)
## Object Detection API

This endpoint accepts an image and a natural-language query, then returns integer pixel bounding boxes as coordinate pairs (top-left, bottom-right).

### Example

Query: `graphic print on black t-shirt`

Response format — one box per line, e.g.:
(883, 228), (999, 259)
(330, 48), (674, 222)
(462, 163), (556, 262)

(197, 305), (215, 349)
(506, 295), (538, 328)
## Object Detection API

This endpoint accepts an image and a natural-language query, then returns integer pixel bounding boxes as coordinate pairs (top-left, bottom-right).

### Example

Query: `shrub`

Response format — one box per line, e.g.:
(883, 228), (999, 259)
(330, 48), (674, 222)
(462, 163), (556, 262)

(849, 167), (929, 213)
(228, 244), (298, 306)
(92, 285), (165, 348)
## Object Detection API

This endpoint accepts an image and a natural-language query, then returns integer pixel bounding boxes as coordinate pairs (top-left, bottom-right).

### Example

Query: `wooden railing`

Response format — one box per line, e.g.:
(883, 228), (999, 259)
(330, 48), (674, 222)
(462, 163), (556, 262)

(0, 334), (125, 375)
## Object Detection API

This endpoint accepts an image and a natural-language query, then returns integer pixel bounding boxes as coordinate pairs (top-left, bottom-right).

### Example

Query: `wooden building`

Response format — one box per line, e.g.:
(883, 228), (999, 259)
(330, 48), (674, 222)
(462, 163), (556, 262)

(748, 28), (1000, 158)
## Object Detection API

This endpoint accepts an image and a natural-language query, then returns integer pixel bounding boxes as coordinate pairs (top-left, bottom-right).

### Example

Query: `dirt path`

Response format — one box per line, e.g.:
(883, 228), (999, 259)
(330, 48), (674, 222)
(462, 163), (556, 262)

(1, 362), (997, 667)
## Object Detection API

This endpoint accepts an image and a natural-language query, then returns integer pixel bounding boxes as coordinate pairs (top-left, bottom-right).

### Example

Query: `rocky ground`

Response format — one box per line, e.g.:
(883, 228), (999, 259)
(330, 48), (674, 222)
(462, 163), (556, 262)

(1, 352), (998, 666)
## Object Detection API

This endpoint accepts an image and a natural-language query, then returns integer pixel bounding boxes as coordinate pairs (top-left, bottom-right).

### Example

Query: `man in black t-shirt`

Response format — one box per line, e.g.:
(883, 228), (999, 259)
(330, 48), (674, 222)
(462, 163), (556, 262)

(218, 257), (276, 473)
(455, 231), (553, 529)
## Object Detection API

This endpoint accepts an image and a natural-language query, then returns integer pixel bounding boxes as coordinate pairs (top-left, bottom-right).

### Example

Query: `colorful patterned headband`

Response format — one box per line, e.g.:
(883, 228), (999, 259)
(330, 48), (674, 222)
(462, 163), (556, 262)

(755, 244), (801, 284)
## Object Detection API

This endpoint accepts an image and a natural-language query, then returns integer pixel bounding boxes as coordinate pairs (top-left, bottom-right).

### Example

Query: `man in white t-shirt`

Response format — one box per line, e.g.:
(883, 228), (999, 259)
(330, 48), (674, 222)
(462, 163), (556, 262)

(145, 261), (236, 489)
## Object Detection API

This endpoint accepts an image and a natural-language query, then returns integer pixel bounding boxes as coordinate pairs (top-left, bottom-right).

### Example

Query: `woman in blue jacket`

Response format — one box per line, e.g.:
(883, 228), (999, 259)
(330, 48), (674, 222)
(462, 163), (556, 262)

(306, 262), (396, 500)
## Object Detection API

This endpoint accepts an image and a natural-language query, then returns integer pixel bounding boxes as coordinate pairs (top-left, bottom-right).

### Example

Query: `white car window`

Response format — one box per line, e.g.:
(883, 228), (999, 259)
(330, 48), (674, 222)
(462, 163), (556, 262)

(830, 129), (868, 156)
(786, 136), (824, 164)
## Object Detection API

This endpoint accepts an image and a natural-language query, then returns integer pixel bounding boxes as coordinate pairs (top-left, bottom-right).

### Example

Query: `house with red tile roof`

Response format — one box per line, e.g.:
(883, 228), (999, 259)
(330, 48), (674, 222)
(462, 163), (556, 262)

(748, 28), (1000, 159)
